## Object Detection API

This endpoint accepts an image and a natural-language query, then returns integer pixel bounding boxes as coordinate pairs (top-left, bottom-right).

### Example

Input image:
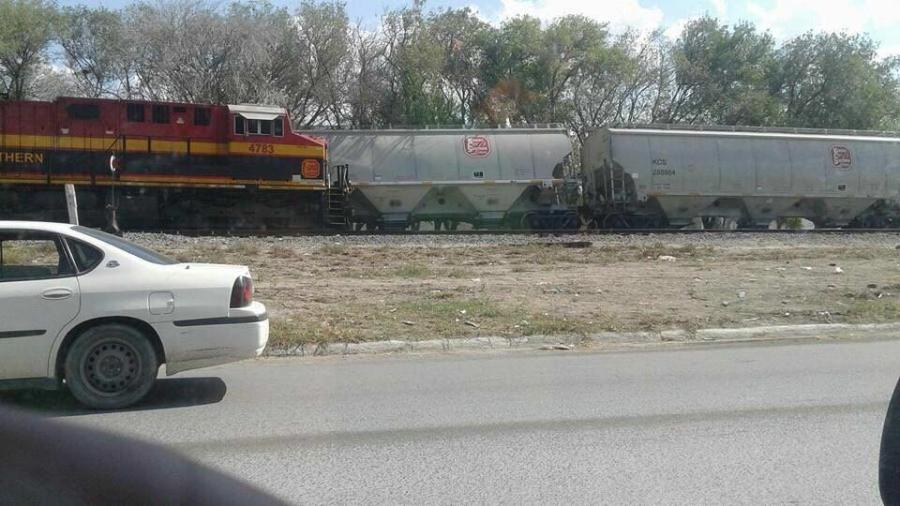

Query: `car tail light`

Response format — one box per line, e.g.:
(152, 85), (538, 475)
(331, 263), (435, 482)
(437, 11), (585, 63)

(230, 275), (254, 308)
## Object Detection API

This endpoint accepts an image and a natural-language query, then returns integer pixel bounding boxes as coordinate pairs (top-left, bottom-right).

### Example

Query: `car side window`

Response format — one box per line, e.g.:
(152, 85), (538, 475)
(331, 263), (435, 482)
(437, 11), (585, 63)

(66, 238), (104, 273)
(0, 231), (74, 282)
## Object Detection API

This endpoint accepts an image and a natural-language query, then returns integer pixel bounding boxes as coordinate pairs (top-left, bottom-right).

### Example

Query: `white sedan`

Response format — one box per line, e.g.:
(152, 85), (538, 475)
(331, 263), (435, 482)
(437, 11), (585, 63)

(0, 221), (268, 409)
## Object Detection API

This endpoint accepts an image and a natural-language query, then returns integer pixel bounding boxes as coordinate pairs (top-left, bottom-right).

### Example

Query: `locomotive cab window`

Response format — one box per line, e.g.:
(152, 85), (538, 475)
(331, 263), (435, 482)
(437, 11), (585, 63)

(126, 103), (145, 122)
(248, 119), (268, 135)
(238, 116), (285, 136)
(66, 103), (100, 120)
(152, 105), (170, 124)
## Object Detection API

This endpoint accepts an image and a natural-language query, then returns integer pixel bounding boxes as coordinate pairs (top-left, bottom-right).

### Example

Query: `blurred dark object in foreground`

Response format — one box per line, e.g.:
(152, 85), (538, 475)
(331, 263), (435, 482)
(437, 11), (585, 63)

(0, 407), (285, 505)
(881, 376), (900, 505)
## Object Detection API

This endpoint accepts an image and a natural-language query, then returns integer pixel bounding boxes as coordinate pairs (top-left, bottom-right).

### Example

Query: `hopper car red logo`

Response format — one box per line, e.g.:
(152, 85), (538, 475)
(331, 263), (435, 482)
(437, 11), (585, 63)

(831, 145), (852, 169)
(463, 136), (491, 158)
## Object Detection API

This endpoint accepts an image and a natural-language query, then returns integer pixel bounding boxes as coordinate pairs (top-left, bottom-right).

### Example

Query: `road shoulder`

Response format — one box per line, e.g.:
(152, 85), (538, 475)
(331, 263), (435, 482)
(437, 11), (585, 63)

(265, 321), (900, 357)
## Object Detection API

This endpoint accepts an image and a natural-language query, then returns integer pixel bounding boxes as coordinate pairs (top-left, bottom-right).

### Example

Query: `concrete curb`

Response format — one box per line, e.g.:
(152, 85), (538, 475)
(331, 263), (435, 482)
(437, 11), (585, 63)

(265, 322), (900, 357)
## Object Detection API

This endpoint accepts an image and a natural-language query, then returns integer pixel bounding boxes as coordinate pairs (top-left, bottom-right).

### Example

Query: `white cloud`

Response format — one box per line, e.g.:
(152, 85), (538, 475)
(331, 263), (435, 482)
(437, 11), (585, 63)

(663, 17), (692, 40)
(745, 0), (900, 39)
(710, 0), (727, 19)
(466, 3), (492, 24)
(865, 0), (900, 29)
(877, 43), (900, 59)
(497, 0), (665, 33)
(479, 0), (900, 56)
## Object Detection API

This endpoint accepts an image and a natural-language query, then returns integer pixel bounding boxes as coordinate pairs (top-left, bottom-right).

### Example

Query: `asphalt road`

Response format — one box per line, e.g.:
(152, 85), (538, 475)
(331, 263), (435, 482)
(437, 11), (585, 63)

(5, 338), (900, 505)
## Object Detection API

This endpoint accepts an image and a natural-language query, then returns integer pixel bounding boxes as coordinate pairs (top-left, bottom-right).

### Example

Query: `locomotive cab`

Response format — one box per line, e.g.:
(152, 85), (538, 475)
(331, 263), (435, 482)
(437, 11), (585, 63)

(226, 104), (324, 184)
(230, 104), (285, 139)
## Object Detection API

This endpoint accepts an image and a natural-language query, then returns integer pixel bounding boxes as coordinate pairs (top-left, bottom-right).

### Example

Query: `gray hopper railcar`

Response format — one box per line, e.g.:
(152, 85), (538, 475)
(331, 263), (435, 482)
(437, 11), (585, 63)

(319, 128), (578, 230)
(582, 125), (900, 228)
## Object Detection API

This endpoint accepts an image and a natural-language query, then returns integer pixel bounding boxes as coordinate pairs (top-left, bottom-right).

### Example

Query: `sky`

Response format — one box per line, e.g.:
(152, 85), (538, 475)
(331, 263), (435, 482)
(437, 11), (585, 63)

(60, 0), (900, 57)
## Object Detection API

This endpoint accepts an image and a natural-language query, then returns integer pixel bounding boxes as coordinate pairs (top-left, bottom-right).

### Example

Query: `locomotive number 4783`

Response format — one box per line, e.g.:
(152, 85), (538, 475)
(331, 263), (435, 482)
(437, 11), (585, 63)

(248, 143), (275, 154)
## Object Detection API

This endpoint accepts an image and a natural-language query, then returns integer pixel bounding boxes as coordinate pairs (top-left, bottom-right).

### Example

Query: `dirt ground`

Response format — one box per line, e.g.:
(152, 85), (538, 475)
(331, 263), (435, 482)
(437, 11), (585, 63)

(134, 233), (900, 348)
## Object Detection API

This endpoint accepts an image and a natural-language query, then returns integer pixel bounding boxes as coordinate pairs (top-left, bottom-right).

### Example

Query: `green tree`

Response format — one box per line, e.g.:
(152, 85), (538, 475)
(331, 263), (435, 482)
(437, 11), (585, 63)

(479, 15), (544, 123)
(121, 0), (231, 102)
(0, 0), (57, 100)
(280, 0), (352, 126)
(569, 29), (644, 139)
(11, 0), (900, 133)
(662, 16), (778, 125)
(539, 15), (609, 122)
(427, 7), (492, 124)
(480, 15), (610, 126)
(57, 6), (126, 97)
(380, 0), (455, 125)
(772, 31), (900, 129)
(347, 23), (389, 127)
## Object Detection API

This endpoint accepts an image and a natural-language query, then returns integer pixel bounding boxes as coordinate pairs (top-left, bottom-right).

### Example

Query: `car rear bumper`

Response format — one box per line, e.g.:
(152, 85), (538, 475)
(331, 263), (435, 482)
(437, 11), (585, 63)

(156, 301), (269, 376)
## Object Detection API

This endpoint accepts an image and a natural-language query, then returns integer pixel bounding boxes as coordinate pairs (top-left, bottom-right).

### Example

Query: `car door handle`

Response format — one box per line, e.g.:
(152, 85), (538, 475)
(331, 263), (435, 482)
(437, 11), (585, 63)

(42, 288), (73, 300)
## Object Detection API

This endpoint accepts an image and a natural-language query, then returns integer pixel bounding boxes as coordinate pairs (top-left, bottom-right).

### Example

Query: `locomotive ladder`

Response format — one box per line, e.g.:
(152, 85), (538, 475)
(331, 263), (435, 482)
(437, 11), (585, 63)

(595, 162), (632, 228)
(607, 162), (628, 209)
(324, 164), (350, 228)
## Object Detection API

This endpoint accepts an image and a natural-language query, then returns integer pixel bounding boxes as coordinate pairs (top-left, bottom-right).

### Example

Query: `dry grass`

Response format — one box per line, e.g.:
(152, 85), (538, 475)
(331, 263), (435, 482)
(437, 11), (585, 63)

(1, 247), (25, 265)
(518, 313), (597, 337)
(269, 244), (295, 258)
(844, 300), (900, 323)
(318, 243), (349, 255)
(2, 241), (57, 265)
(726, 245), (881, 262)
(172, 244), (224, 263)
(130, 235), (900, 348)
(394, 264), (432, 278)
(269, 317), (365, 348)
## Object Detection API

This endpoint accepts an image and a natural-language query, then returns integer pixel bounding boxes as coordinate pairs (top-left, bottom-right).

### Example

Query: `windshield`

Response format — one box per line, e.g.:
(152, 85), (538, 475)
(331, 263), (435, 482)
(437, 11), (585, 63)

(72, 226), (178, 265)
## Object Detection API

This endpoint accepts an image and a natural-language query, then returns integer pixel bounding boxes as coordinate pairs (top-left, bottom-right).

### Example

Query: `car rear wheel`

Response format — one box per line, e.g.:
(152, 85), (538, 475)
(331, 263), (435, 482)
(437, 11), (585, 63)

(64, 324), (158, 410)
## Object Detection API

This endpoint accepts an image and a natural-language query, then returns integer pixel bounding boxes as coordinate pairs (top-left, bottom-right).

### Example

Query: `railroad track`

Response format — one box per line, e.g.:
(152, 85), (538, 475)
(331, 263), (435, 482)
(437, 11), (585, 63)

(131, 227), (900, 238)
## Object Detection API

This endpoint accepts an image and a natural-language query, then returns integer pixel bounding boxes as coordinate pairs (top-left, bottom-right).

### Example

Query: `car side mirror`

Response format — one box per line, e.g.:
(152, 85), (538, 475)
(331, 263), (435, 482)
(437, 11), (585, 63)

(880, 376), (900, 504)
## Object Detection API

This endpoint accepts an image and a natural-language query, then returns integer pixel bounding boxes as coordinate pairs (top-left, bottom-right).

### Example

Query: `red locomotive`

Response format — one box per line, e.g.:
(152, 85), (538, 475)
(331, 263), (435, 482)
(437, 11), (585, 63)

(0, 97), (329, 229)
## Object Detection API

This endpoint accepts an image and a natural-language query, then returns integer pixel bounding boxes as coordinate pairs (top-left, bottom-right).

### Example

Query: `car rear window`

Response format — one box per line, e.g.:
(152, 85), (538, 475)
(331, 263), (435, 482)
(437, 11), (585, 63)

(66, 237), (105, 272)
(72, 226), (178, 265)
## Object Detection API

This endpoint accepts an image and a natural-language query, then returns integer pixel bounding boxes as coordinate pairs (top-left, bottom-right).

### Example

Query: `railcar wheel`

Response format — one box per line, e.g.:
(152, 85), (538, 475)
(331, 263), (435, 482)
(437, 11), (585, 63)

(601, 214), (631, 228)
(64, 324), (158, 410)
(520, 213), (541, 230)
(558, 212), (579, 230)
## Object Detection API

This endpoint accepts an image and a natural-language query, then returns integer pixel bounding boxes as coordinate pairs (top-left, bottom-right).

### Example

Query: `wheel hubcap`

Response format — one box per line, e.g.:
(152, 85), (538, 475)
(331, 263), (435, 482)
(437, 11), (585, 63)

(81, 340), (141, 395)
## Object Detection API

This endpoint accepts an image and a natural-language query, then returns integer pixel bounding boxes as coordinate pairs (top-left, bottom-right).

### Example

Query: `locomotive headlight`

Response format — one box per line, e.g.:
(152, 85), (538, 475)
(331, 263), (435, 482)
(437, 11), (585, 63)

(301, 159), (321, 178)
